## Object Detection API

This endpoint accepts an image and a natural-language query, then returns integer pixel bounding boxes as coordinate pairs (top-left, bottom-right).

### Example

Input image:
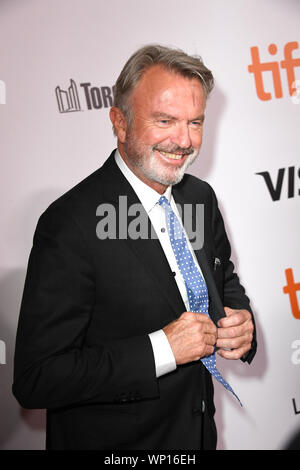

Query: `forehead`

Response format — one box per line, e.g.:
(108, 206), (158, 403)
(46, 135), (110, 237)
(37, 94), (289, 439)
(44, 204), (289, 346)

(130, 65), (206, 116)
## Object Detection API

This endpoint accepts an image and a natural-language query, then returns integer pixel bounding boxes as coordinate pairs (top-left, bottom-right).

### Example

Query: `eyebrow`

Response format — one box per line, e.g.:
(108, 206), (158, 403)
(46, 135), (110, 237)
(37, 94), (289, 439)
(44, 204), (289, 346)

(152, 112), (205, 123)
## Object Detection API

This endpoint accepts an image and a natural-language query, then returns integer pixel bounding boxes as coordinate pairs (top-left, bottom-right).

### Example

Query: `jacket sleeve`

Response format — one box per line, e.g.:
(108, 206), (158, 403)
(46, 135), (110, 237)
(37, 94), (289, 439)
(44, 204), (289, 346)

(12, 204), (159, 410)
(210, 186), (257, 364)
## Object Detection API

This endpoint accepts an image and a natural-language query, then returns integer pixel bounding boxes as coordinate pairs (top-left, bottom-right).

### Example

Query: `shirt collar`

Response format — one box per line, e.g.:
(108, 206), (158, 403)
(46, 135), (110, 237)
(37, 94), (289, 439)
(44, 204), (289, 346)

(115, 149), (172, 213)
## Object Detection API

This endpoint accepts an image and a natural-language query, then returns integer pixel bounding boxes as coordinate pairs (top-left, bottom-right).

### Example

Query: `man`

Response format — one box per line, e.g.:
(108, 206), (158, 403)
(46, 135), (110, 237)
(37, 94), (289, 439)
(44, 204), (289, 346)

(13, 45), (256, 450)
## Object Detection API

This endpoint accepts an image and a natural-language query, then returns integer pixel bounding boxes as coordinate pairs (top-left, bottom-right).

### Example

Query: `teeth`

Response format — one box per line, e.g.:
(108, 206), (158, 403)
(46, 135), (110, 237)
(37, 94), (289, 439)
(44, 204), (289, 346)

(159, 151), (183, 160)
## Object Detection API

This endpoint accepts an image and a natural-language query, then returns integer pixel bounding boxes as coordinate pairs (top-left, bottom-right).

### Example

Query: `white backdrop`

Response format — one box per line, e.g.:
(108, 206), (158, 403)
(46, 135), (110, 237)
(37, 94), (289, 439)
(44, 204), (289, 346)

(0, 0), (299, 450)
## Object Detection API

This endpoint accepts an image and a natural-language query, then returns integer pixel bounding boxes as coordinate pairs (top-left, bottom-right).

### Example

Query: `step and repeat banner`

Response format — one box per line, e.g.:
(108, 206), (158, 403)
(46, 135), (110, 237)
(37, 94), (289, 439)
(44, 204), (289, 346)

(0, 0), (299, 450)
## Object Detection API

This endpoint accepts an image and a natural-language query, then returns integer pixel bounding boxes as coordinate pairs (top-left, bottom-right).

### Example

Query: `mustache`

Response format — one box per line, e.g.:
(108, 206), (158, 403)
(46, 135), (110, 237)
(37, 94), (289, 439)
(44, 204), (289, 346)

(152, 144), (195, 156)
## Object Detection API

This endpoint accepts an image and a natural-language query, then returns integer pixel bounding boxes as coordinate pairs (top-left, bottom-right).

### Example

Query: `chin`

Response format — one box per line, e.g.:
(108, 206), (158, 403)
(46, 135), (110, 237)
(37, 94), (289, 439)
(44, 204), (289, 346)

(144, 151), (197, 186)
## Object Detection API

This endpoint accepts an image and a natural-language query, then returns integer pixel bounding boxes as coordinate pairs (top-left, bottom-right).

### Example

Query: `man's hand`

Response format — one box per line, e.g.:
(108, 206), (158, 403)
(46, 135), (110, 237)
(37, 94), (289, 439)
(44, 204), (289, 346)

(216, 307), (254, 360)
(163, 311), (217, 365)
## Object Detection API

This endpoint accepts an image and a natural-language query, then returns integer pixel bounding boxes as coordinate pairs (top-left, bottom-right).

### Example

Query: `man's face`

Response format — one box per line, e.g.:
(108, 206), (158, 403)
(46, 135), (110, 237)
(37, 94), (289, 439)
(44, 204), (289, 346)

(116, 65), (206, 193)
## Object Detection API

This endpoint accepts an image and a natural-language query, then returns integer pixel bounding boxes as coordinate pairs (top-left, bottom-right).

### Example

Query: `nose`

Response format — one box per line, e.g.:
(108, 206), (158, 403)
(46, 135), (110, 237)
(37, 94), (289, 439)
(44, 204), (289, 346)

(171, 122), (192, 149)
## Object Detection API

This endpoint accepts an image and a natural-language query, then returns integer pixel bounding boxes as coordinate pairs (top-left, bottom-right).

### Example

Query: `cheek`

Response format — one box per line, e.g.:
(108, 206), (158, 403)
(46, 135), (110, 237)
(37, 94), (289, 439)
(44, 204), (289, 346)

(139, 126), (171, 146)
(191, 130), (203, 149)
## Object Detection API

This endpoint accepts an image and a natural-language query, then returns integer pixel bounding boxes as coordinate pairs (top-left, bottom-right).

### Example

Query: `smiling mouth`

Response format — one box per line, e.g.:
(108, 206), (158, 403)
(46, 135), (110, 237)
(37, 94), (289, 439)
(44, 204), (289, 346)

(158, 150), (185, 160)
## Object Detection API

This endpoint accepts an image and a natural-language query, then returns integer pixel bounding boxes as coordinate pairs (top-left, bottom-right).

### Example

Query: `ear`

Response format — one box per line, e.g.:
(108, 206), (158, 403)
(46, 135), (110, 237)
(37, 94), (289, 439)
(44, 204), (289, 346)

(109, 107), (128, 143)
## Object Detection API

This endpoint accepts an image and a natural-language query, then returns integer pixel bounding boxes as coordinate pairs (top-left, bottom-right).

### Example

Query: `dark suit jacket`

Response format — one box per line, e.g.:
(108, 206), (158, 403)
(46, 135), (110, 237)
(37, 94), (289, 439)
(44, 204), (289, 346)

(13, 150), (256, 450)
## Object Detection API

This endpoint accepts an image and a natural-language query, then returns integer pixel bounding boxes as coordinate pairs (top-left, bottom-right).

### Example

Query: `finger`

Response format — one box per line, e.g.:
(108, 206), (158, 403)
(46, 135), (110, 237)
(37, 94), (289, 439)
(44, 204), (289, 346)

(217, 343), (251, 360)
(181, 312), (213, 325)
(205, 344), (215, 357)
(195, 313), (213, 322)
(218, 309), (251, 328)
(194, 314), (217, 332)
(180, 311), (198, 321)
(198, 343), (215, 359)
(224, 306), (237, 316)
(224, 306), (249, 318)
(217, 322), (251, 339)
(205, 333), (217, 346)
(216, 334), (251, 350)
(203, 322), (217, 336)
(218, 313), (244, 328)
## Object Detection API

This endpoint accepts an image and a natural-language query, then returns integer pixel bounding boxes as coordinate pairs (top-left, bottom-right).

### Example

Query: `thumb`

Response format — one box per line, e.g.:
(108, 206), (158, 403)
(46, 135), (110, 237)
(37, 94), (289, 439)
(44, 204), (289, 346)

(224, 306), (236, 317)
(218, 306), (236, 327)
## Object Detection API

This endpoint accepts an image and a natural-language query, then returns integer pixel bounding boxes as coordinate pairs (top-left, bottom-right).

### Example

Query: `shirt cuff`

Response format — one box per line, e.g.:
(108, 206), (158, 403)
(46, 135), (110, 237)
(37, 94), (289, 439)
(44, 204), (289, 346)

(148, 329), (177, 378)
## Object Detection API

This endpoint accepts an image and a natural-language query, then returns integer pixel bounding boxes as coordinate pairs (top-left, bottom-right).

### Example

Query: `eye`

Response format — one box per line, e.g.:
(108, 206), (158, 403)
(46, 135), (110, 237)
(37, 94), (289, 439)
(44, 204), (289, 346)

(156, 119), (172, 128)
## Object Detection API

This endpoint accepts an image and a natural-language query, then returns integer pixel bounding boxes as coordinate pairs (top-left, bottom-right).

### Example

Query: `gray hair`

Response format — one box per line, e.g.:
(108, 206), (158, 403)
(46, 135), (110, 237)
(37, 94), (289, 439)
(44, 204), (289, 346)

(113, 44), (214, 126)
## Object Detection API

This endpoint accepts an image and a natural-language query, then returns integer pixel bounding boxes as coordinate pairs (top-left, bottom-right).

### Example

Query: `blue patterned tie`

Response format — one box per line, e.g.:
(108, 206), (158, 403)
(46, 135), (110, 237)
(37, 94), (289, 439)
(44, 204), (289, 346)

(159, 195), (241, 405)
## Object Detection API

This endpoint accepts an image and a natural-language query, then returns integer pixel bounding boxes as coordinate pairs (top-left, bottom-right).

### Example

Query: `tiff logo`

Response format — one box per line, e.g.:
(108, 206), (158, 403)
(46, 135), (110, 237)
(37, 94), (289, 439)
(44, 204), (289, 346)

(248, 41), (300, 101)
(56, 79), (81, 113)
(0, 80), (6, 104)
(256, 166), (300, 201)
(283, 268), (300, 319)
(0, 340), (6, 364)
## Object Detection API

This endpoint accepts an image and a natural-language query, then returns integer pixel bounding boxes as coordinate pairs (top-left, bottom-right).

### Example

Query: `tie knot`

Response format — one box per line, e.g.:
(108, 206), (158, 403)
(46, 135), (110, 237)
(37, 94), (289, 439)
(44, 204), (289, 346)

(158, 195), (170, 208)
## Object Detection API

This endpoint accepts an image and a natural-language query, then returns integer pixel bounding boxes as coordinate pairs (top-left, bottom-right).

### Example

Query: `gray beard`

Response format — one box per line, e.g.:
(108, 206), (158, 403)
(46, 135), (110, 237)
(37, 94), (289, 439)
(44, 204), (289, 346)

(125, 146), (199, 187)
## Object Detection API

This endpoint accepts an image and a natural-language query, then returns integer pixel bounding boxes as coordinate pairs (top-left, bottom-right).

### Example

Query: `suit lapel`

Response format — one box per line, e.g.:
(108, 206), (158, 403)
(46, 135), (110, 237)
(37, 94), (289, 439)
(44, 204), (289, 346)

(100, 152), (186, 318)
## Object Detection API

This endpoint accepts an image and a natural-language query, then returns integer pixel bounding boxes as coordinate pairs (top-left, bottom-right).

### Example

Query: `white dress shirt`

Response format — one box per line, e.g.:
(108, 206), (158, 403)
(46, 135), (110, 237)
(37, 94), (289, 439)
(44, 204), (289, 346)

(115, 150), (205, 377)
